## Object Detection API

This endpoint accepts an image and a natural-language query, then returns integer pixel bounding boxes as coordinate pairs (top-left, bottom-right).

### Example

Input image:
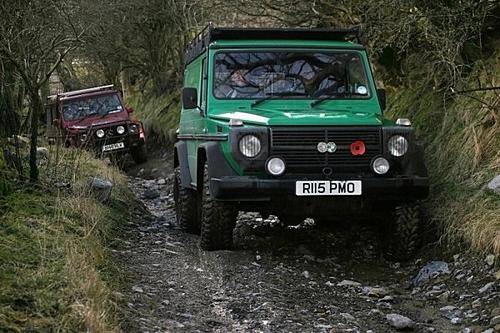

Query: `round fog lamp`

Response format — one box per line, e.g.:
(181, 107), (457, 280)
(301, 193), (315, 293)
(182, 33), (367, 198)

(372, 157), (390, 175)
(388, 135), (408, 157)
(129, 124), (138, 134)
(239, 135), (261, 158)
(266, 157), (285, 176)
(116, 125), (125, 134)
(96, 129), (105, 138)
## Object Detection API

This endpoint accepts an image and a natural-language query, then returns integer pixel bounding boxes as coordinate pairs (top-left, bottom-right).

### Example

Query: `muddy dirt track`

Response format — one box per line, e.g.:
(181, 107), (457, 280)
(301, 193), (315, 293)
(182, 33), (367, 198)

(112, 154), (499, 333)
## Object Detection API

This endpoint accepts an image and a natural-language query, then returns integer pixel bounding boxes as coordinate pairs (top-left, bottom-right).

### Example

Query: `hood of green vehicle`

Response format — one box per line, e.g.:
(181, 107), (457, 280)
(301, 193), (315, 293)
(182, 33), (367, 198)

(210, 107), (383, 126)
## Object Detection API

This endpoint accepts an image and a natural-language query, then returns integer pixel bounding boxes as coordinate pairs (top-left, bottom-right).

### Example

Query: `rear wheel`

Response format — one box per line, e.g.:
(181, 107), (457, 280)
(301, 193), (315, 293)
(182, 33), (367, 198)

(385, 202), (422, 260)
(131, 144), (148, 164)
(199, 163), (237, 250)
(174, 166), (199, 234)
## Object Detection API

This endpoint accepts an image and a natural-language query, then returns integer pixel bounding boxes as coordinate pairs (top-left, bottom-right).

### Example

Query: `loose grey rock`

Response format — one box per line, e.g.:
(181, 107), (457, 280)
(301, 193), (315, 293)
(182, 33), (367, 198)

(369, 309), (383, 316)
(54, 181), (70, 188)
(379, 295), (395, 303)
(487, 175), (500, 194)
(340, 312), (356, 322)
(479, 282), (495, 294)
(485, 254), (495, 267)
(412, 261), (450, 287)
(451, 317), (463, 325)
(144, 188), (160, 199)
(386, 313), (415, 330)
(490, 315), (500, 326)
(302, 270), (310, 279)
(337, 280), (362, 287)
(437, 291), (450, 302)
(362, 286), (390, 297)
(440, 305), (461, 320)
(132, 286), (144, 293)
(472, 299), (482, 308)
(88, 177), (113, 203)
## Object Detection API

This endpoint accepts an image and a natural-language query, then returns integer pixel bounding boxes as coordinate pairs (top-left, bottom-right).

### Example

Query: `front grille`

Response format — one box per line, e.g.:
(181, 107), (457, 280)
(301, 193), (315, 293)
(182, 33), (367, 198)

(270, 127), (382, 173)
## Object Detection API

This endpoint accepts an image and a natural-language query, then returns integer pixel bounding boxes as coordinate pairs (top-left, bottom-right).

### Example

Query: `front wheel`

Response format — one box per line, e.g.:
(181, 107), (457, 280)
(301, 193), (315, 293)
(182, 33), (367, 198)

(199, 163), (237, 250)
(384, 202), (422, 261)
(131, 144), (148, 164)
(174, 166), (199, 234)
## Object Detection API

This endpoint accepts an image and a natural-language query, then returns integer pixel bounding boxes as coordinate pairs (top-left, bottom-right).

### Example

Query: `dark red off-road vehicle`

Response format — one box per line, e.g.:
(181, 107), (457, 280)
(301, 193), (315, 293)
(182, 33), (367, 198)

(46, 85), (147, 164)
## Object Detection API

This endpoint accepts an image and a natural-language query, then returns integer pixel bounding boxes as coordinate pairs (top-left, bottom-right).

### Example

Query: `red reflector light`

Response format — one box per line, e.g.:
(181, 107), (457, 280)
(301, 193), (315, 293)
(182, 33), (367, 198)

(351, 140), (366, 156)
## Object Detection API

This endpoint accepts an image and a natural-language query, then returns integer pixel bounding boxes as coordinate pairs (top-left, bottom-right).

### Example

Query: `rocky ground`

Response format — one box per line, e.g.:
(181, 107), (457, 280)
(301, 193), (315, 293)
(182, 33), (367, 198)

(112, 153), (499, 333)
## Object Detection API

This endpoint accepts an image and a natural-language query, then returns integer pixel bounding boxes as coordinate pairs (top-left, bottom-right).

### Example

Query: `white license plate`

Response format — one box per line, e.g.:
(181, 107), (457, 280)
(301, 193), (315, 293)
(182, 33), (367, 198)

(102, 142), (125, 152)
(296, 180), (362, 196)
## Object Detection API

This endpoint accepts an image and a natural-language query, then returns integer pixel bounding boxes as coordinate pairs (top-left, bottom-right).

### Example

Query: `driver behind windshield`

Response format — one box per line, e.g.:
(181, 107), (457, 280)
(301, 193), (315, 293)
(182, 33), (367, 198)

(213, 52), (369, 99)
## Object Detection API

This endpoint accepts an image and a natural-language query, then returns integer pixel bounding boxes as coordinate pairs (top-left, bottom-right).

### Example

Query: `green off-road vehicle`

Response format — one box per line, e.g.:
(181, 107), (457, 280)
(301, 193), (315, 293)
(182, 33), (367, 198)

(174, 25), (429, 258)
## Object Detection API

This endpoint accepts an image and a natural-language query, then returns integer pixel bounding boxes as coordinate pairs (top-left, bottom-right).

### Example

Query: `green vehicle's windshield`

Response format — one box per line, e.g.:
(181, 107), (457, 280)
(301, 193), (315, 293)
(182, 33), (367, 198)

(62, 94), (123, 121)
(213, 51), (370, 100)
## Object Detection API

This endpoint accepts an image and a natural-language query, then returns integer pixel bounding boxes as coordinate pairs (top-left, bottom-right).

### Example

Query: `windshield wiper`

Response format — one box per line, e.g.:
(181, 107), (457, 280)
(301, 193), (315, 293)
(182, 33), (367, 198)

(251, 92), (308, 108)
(310, 92), (364, 108)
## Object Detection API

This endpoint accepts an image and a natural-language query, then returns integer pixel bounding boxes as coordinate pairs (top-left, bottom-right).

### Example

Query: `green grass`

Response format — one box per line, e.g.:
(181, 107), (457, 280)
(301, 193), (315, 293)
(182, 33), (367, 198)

(0, 150), (131, 332)
(128, 91), (181, 144)
(387, 50), (500, 255)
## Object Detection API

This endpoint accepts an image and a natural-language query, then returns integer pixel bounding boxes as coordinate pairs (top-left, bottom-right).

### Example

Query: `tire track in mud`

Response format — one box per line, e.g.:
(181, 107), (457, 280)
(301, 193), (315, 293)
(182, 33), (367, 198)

(113, 157), (499, 333)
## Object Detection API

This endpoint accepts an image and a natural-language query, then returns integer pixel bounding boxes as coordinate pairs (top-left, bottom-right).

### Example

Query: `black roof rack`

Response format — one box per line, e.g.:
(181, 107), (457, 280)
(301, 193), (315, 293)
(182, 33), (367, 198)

(184, 23), (362, 65)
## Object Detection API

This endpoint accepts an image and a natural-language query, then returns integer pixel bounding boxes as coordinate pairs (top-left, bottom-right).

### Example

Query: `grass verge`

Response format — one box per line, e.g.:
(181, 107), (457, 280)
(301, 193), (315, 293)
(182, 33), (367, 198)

(128, 91), (180, 144)
(387, 50), (500, 255)
(0, 148), (132, 332)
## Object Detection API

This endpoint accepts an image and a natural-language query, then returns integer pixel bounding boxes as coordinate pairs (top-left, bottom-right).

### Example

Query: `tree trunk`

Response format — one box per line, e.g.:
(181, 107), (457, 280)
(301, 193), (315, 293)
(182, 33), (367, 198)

(28, 91), (42, 182)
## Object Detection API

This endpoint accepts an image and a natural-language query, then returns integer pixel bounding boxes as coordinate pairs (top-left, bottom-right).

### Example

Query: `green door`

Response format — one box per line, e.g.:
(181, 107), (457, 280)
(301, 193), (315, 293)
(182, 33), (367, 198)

(180, 55), (207, 186)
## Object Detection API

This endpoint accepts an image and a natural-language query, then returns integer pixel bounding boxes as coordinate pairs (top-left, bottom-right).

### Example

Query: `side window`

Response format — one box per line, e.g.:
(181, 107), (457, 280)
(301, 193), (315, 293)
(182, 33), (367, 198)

(200, 58), (207, 111)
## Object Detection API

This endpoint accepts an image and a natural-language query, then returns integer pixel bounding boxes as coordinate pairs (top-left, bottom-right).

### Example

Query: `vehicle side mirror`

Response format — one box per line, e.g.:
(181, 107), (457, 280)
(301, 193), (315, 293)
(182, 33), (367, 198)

(126, 106), (134, 113)
(182, 88), (198, 110)
(377, 89), (386, 111)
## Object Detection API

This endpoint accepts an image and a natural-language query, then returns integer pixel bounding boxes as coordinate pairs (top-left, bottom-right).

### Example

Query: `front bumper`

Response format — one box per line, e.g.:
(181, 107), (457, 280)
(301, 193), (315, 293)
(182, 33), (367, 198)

(211, 175), (429, 202)
(91, 134), (144, 154)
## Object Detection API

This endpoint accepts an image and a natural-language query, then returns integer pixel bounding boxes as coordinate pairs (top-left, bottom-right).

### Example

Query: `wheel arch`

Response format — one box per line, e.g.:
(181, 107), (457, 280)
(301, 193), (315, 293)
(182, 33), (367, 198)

(174, 141), (192, 188)
(196, 142), (237, 195)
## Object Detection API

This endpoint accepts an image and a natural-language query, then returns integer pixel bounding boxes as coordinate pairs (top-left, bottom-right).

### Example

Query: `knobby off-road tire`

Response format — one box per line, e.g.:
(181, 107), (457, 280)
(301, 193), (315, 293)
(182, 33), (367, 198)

(174, 166), (199, 234)
(131, 144), (148, 164)
(387, 202), (422, 261)
(200, 163), (237, 250)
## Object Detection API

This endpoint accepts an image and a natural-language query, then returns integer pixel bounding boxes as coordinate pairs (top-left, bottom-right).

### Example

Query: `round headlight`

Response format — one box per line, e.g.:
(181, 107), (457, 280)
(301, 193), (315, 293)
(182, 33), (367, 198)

(129, 124), (138, 134)
(116, 125), (125, 134)
(266, 157), (286, 176)
(96, 129), (105, 138)
(372, 157), (390, 175)
(239, 135), (261, 158)
(388, 135), (408, 157)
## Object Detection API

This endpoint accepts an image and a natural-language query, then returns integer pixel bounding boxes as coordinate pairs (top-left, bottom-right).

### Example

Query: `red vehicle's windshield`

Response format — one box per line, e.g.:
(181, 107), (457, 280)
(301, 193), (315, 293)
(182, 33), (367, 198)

(62, 94), (123, 121)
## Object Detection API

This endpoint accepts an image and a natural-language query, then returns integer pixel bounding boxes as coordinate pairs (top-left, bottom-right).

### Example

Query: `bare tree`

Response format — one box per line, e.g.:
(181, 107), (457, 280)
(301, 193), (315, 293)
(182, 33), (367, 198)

(0, 0), (84, 182)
